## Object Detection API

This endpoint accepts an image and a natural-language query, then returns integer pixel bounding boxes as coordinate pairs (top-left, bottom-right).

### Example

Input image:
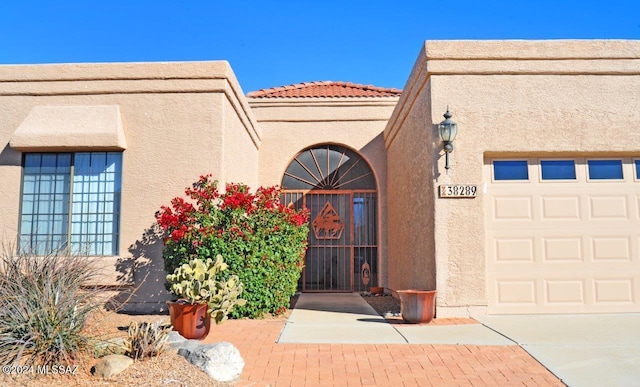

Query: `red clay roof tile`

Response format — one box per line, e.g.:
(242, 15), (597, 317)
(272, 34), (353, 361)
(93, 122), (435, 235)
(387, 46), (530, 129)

(247, 81), (402, 98)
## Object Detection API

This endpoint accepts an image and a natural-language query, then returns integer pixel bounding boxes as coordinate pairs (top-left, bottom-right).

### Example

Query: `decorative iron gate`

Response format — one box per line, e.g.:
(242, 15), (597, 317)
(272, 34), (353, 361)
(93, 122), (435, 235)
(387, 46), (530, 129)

(280, 144), (378, 292)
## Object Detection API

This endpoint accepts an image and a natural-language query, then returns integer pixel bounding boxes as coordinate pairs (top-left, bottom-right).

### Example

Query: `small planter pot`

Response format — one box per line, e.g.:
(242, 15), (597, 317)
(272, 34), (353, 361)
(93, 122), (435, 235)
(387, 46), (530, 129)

(167, 300), (211, 340)
(369, 286), (384, 295)
(397, 290), (437, 324)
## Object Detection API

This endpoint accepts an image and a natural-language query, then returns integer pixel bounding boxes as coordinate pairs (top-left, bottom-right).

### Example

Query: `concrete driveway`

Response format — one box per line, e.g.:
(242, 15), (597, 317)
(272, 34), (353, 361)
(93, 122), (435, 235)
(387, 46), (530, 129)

(280, 294), (640, 386)
(478, 314), (640, 387)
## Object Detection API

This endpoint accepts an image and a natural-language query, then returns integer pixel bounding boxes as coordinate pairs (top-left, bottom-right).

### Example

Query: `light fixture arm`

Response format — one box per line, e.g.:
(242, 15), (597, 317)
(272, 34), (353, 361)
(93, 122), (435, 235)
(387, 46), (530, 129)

(444, 143), (454, 170)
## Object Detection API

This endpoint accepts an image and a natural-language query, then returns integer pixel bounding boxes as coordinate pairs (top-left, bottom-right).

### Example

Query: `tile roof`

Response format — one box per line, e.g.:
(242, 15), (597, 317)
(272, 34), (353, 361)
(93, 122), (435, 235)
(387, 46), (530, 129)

(246, 81), (402, 98)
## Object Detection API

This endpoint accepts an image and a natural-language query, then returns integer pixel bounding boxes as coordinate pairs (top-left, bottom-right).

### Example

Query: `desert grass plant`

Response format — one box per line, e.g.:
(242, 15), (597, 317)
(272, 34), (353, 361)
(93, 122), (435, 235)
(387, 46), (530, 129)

(123, 321), (171, 361)
(0, 241), (105, 367)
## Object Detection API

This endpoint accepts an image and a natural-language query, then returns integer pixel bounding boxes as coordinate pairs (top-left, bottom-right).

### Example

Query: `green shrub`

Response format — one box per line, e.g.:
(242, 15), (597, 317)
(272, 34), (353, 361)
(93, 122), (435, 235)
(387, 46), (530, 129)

(156, 175), (309, 318)
(123, 321), (171, 360)
(0, 243), (104, 366)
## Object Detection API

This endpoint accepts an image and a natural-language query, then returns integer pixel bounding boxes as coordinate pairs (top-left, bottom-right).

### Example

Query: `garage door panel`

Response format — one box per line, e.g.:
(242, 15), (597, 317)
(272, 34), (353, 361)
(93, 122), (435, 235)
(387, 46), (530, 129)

(491, 233), (636, 266)
(589, 196), (628, 219)
(591, 237), (632, 261)
(593, 278), (634, 303)
(491, 233), (593, 268)
(490, 276), (537, 306)
(490, 273), (588, 313)
(545, 279), (585, 304)
(541, 196), (581, 220)
(543, 237), (583, 262)
(492, 196), (533, 221)
(487, 157), (640, 314)
(490, 272), (639, 313)
(495, 238), (535, 263)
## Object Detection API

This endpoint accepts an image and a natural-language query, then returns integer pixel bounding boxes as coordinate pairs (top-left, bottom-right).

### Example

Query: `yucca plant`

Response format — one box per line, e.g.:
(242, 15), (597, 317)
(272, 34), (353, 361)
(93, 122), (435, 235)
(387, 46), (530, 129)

(123, 321), (171, 360)
(0, 241), (104, 367)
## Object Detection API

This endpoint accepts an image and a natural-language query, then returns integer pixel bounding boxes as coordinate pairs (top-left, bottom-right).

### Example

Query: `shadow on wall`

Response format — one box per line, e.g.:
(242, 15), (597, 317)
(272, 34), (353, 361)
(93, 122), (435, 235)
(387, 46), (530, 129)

(0, 143), (21, 166)
(431, 122), (445, 183)
(108, 224), (171, 314)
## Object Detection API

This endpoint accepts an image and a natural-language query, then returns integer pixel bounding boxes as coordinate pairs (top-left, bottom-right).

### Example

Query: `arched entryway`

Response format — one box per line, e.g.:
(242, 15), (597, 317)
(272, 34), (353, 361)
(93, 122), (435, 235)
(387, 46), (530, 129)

(281, 144), (378, 292)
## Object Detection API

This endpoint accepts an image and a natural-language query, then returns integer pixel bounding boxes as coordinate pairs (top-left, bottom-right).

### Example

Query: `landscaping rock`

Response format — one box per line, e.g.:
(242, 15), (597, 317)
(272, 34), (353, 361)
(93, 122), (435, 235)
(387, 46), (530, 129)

(177, 341), (244, 382)
(91, 354), (133, 379)
(166, 331), (188, 352)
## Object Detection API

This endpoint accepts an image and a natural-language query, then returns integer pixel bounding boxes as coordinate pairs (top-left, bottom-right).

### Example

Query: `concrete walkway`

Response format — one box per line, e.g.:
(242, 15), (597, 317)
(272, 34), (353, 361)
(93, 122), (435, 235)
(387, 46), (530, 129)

(278, 293), (405, 344)
(279, 293), (512, 346)
(277, 293), (640, 386)
(204, 308), (562, 386)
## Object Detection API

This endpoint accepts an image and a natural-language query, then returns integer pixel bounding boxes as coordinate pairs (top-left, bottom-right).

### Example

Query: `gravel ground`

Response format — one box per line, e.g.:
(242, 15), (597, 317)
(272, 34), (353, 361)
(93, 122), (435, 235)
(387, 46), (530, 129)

(0, 294), (400, 386)
(0, 294), (301, 387)
(0, 310), (229, 387)
(361, 293), (401, 317)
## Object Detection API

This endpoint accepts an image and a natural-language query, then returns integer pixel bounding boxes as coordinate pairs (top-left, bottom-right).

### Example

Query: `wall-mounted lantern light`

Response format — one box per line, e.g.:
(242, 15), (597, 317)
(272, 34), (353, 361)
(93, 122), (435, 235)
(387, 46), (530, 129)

(438, 106), (458, 170)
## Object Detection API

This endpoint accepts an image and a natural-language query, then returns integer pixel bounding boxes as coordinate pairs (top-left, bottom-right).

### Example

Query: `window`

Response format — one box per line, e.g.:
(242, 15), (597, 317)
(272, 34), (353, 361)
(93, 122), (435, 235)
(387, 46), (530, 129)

(493, 160), (529, 180)
(20, 152), (122, 255)
(587, 159), (623, 180)
(541, 160), (576, 180)
(282, 144), (375, 190)
(635, 160), (640, 180)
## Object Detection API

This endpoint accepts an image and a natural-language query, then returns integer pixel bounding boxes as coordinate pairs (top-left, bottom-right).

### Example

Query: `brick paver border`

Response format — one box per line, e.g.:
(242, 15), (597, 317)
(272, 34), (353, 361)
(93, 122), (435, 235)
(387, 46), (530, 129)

(204, 319), (563, 386)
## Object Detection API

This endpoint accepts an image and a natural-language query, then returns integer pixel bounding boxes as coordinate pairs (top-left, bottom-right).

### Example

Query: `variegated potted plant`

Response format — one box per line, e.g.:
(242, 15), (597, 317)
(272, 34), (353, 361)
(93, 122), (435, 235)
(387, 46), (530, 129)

(166, 255), (246, 339)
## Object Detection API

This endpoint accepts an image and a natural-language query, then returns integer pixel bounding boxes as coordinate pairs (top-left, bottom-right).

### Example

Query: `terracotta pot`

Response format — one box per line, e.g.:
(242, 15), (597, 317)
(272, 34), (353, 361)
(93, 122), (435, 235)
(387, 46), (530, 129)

(397, 290), (437, 324)
(370, 286), (384, 295)
(167, 300), (211, 340)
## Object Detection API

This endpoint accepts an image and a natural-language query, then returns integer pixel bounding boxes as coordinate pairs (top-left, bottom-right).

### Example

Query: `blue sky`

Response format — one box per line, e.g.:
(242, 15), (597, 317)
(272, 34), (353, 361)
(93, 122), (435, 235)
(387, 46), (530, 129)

(1, 1), (638, 93)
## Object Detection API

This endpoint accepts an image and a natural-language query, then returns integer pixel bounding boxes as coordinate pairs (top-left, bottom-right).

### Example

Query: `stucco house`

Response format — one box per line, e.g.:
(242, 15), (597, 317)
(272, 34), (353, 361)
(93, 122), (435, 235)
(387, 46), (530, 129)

(1, 40), (638, 316)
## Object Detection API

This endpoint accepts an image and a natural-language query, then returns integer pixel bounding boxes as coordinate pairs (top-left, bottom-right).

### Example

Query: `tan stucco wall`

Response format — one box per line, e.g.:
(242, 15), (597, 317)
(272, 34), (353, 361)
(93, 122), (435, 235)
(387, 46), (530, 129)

(222, 96), (260, 187)
(385, 40), (640, 316)
(251, 97), (398, 287)
(385, 79), (438, 294)
(10, 105), (127, 151)
(0, 61), (259, 312)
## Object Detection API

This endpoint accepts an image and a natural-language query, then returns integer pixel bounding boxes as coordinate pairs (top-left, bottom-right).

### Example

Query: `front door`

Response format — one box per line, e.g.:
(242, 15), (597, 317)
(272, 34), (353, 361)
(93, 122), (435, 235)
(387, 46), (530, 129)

(305, 192), (352, 291)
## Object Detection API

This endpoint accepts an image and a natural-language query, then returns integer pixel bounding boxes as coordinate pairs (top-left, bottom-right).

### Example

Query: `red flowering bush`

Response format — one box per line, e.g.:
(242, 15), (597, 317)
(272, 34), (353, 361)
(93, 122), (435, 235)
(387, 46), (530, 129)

(156, 175), (309, 318)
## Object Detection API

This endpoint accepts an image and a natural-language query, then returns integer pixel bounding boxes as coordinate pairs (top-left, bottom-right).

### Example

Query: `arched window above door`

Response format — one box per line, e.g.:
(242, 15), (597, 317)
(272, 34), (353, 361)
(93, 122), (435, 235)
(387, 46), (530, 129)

(282, 144), (375, 190)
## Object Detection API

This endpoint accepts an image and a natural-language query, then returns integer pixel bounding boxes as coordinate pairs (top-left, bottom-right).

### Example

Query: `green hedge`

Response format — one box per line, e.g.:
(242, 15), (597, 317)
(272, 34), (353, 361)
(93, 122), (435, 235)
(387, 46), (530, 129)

(157, 175), (309, 318)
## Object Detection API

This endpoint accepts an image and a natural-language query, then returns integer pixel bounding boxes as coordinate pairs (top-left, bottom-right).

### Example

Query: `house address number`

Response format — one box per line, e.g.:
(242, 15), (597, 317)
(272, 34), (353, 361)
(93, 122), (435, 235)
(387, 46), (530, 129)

(439, 185), (477, 198)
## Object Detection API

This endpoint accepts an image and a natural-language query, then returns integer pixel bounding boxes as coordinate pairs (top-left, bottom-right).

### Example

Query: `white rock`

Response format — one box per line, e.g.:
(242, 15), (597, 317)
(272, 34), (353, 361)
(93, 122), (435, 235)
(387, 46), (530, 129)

(166, 331), (188, 352)
(178, 341), (244, 382)
(92, 354), (133, 379)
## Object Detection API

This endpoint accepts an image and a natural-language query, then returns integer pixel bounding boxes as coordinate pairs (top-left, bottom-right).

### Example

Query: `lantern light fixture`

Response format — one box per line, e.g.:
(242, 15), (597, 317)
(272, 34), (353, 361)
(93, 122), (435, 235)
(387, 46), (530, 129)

(438, 106), (458, 170)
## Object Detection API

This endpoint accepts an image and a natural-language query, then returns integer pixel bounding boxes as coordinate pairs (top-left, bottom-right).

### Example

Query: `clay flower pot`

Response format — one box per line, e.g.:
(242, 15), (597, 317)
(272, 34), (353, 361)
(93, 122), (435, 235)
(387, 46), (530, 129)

(397, 290), (437, 324)
(370, 286), (384, 295)
(167, 300), (211, 340)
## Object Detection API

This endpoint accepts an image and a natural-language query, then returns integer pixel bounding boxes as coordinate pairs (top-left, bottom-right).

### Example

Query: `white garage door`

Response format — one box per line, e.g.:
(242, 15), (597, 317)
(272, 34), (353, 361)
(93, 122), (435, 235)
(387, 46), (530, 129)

(486, 157), (640, 314)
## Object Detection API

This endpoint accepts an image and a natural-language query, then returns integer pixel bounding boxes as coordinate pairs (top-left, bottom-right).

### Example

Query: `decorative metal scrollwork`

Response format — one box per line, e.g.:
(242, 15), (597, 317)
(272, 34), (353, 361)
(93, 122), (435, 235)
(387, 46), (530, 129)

(311, 202), (345, 239)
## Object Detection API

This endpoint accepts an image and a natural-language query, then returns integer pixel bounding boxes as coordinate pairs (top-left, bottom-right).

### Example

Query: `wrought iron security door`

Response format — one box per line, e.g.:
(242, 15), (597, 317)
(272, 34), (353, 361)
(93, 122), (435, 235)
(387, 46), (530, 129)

(306, 193), (351, 291)
(281, 144), (378, 292)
